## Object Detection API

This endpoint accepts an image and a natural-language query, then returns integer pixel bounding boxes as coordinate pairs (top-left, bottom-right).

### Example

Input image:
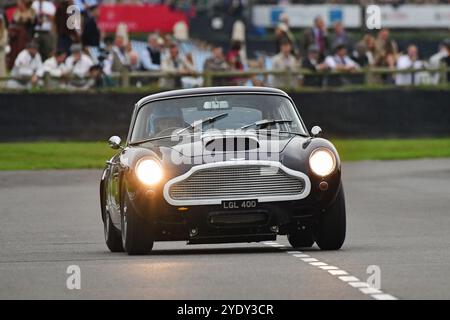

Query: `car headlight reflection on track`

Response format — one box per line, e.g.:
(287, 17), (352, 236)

(136, 159), (163, 186)
(309, 148), (336, 177)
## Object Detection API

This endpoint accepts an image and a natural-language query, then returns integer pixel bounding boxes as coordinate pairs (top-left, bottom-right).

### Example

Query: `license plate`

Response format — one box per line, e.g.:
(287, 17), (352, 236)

(222, 199), (258, 210)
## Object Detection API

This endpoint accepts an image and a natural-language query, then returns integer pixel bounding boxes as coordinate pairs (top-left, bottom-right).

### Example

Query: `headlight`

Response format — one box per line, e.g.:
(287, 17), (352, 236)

(309, 148), (336, 177)
(135, 159), (163, 185)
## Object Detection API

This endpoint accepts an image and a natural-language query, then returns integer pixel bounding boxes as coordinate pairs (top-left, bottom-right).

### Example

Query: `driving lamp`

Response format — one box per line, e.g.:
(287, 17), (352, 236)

(136, 159), (163, 185)
(309, 149), (336, 177)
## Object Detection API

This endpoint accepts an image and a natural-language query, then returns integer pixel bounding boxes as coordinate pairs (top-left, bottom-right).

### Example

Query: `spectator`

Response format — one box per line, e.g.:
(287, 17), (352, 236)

(8, 40), (42, 88)
(325, 43), (359, 71)
(81, 4), (100, 49)
(0, 15), (8, 80)
(54, 0), (79, 56)
(8, 0), (36, 70)
(204, 46), (229, 72)
(331, 21), (352, 52)
(32, 0), (56, 60)
(65, 43), (93, 88)
(248, 56), (267, 87)
(160, 43), (191, 89)
(374, 28), (398, 68)
(181, 52), (203, 88)
(429, 41), (449, 84)
(38, 49), (68, 88)
(100, 35), (114, 75)
(303, 16), (329, 62)
(12, 0), (36, 39)
(203, 46), (229, 86)
(110, 35), (128, 73)
(127, 48), (140, 72)
(227, 40), (244, 71)
(440, 39), (450, 83)
(275, 13), (297, 55)
(430, 42), (449, 68)
(396, 45), (424, 86)
(87, 64), (114, 89)
(226, 40), (245, 85)
(301, 45), (327, 87)
(324, 43), (359, 86)
(353, 34), (376, 67)
(271, 41), (299, 89)
(140, 34), (162, 71)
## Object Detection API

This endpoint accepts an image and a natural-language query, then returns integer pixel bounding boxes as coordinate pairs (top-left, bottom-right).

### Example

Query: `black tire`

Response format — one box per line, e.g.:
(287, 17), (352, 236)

(104, 212), (124, 252)
(288, 231), (314, 248)
(315, 185), (346, 251)
(121, 193), (154, 255)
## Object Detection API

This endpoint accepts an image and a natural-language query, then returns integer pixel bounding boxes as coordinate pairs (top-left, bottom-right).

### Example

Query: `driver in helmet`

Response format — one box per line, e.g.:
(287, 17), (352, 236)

(147, 105), (186, 137)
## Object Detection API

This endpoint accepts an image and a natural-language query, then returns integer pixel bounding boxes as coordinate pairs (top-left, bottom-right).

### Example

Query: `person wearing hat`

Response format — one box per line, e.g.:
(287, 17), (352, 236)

(301, 45), (327, 87)
(8, 40), (42, 88)
(275, 19), (297, 56)
(65, 43), (94, 87)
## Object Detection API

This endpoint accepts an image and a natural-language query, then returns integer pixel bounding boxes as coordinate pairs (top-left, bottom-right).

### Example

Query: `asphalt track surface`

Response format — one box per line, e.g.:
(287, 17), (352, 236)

(0, 159), (449, 300)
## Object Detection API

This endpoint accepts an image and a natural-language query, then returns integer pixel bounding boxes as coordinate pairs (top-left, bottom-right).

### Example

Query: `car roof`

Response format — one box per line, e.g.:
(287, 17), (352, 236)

(136, 86), (289, 107)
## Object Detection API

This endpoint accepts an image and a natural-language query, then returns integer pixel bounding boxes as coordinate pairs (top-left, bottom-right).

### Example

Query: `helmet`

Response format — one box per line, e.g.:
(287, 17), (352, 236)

(147, 104), (185, 136)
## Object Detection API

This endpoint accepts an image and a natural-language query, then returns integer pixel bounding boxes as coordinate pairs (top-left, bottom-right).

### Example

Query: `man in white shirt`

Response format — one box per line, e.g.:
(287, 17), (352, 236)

(32, 0), (56, 60)
(38, 50), (69, 88)
(8, 41), (42, 89)
(65, 43), (94, 88)
(429, 43), (449, 84)
(324, 44), (359, 71)
(396, 45), (424, 86)
(324, 43), (359, 86)
(271, 41), (299, 89)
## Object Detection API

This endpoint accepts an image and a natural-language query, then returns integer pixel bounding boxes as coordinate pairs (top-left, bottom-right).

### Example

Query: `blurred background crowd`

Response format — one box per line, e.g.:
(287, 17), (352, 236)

(0, 0), (449, 90)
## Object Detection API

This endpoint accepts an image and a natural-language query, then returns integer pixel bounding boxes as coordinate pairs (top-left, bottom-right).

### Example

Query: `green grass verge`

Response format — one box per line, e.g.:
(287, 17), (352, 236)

(0, 139), (450, 171)
(0, 142), (116, 171)
(333, 138), (450, 162)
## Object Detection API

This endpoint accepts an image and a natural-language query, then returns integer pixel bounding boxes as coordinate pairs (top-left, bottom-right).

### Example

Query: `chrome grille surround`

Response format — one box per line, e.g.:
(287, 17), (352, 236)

(163, 161), (311, 206)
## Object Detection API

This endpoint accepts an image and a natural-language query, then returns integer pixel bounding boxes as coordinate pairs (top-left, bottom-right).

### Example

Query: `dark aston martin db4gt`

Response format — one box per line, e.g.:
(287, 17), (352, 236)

(100, 87), (346, 255)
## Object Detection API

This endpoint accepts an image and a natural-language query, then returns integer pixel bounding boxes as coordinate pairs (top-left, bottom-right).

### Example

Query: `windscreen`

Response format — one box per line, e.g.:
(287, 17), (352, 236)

(131, 94), (306, 142)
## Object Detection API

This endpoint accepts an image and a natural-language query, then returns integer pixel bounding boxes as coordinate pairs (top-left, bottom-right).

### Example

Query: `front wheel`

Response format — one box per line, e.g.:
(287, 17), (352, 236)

(315, 185), (346, 251)
(121, 193), (154, 255)
(104, 212), (124, 253)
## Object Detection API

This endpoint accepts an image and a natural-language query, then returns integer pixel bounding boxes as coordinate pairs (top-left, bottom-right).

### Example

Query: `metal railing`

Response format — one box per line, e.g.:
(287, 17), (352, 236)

(0, 64), (448, 91)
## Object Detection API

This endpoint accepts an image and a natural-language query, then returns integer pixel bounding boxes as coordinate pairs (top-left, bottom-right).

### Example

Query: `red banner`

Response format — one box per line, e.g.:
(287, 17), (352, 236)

(98, 4), (189, 33)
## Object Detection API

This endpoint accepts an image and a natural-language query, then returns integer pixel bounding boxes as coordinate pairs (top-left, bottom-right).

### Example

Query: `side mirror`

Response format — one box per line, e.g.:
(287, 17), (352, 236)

(311, 126), (323, 138)
(108, 136), (123, 150)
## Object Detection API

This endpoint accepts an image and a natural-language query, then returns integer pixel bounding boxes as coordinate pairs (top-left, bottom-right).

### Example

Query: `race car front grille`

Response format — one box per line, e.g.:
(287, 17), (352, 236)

(167, 164), (306, 202)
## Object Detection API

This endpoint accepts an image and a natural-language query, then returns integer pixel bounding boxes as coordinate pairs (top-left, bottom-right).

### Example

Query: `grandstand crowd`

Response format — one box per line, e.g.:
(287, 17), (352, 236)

(0, 0), (449, 90)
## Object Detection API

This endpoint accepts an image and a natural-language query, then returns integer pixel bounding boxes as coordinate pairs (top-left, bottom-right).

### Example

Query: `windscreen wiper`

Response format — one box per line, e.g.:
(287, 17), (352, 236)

(177, 113), (229, 135)
(241, 119), (293, 130)
(128, 135), (181, 146)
